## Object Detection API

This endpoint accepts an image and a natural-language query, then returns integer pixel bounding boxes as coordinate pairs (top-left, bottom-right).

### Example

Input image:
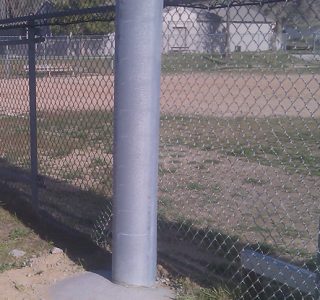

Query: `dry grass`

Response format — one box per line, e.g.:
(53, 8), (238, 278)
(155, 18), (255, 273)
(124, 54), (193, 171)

(0, 63), (319, 296)
(0, 197), (50, 273)
(0, 111), (318, 261)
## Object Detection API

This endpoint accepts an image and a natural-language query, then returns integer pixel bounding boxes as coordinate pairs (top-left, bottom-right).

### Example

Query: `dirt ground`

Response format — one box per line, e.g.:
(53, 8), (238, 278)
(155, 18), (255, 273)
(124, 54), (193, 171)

(158, 146), (320, 256)
(0, 70), (319, 294)
(0, 184), (113, 300)
(0, 252), (84, 300)
(0, 72), (319, 118)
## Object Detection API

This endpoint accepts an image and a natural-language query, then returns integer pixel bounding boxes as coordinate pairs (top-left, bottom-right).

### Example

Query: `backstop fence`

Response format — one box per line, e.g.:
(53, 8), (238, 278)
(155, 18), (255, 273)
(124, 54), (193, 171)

(0, 0), (319, 298)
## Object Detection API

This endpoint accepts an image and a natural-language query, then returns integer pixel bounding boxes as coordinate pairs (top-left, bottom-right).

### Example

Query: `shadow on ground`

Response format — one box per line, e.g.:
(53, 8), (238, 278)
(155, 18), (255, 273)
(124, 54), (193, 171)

(0, 158), (112, 272)
(0, 159), (315, 299)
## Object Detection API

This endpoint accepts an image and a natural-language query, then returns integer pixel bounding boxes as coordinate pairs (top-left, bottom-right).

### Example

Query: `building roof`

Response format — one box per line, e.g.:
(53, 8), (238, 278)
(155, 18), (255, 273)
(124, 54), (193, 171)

(164, 4), (274, 24)
(163, 6), (222, 23)
(165, 0), (211, 6)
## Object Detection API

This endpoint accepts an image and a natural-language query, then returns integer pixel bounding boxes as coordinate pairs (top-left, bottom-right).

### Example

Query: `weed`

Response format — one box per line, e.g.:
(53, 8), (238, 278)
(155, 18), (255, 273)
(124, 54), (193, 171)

(204, 196), (219, 205)
(278, 225), (302, 239)
(172, 160), (181, 164)
(204, 159), (220, 165)
(176, 277), (235, 300)
(159, 167), (177, 176)
(248, 225), (270, 233)
(0, 203), (50, 274)
(187, 182), (205, 191)
(226, 147), (255, 159)
(211, 184), (222, 193)
(159, 196), (172, 208)
(231, 189), (248, 199)
(8, 228), (30, 240)
(90, 157), (105, 168)
(243, 177), (269, 186)
(0, 262), (17, 273)
(62, 170), (82, 181)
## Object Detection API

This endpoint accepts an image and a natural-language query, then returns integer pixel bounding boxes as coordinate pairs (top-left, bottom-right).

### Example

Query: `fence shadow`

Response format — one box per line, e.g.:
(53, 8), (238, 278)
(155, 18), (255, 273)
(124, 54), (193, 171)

(0, 159), (315, 298)
(0, 158), (111, 272)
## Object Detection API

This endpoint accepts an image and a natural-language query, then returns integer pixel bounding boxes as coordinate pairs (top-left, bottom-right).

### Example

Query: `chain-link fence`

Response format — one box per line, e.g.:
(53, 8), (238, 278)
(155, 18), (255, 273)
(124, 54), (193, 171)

(157, 1), (320, 298)
(0, 0), (320, 298)
(0, 35), (115, 58)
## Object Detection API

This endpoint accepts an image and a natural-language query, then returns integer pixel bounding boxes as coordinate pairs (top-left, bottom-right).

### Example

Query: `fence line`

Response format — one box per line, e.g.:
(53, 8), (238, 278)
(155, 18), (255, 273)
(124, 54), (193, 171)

(0, 0), (319, 298)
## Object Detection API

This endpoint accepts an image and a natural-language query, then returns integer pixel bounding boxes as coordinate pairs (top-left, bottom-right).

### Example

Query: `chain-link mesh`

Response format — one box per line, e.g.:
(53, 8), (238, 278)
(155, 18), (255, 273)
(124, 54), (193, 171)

(0, 0), (320, 299)
(0, 0), (114, 19)
(158, 1), (320, 298)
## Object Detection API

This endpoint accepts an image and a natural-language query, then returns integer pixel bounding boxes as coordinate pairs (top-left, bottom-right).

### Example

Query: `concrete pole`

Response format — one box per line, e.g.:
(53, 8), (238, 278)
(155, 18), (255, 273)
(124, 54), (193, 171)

(112, 0), (163, 287)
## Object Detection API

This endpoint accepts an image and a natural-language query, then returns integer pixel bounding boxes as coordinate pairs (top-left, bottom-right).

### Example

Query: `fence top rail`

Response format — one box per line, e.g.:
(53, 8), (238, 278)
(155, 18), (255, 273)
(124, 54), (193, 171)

(164, 0), (289, 9)
(0, 5), (115, 30)
(0, 0), (289, 28)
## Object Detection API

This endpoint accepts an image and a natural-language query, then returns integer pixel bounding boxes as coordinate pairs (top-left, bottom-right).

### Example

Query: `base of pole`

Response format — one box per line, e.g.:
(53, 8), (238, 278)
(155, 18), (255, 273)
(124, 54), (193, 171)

(48, 271), (174, 300)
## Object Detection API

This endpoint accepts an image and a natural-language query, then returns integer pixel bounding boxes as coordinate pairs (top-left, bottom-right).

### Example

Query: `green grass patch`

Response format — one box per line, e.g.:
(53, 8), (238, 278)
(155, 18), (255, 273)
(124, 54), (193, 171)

(187, 182), (205, 191)
(0, 111), (113, 168)
(61, 170), (82, 181)
(243, 177), (269, 186)
(211, 184), (222, 193)
(1, 52), (319, 79)
(0, 57), (114, 78)
(176, 278), (235, 300)
(204, 159), (220, 165)
(162, 52), (320, 74)
(159, 167), (177, 176)
(90, 157), (106, 168)
(38, 110), (113, 158)
(0, 201), (50, 273)
(8, 228), (30, 240)
(161, 115), (320, 176)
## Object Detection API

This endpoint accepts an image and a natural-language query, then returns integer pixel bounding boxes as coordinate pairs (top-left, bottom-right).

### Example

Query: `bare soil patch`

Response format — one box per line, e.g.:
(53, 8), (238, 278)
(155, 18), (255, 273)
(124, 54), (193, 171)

(0, 252), (83, 300)
(0, 72), (319, 118)
(159, 145), (320, 257)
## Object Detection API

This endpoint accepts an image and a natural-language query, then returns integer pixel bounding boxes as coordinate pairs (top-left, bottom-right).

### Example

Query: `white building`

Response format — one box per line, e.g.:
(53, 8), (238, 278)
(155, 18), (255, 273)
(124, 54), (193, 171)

(163, 5), (274, 53)
(163, 6), (224, 53)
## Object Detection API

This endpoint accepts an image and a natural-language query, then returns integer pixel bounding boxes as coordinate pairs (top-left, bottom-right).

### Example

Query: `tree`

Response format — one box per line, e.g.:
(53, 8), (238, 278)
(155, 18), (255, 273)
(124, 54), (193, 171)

(0, 0), (115, 35)
(0, 0), (40, 18)
(259, 0), (319, 51)
(49, 0), (115, 35)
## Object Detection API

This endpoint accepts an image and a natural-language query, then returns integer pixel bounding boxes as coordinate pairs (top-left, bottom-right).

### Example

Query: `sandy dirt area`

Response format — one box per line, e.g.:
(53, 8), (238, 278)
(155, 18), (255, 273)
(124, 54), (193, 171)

(0, 72), (319, 118)
(0, 252), (84, 300)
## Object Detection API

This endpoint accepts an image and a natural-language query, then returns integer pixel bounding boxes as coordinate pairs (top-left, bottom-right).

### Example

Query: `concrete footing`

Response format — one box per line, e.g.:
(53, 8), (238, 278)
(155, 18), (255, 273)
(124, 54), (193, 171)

(48, 271), (175, 300)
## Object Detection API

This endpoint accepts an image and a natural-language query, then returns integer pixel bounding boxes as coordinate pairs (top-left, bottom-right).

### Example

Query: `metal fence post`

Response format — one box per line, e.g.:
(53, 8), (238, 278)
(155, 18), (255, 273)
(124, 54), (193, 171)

(5, 44), (10, 77)
(27, 22), (39, 212)
(112, 0), (163, 287)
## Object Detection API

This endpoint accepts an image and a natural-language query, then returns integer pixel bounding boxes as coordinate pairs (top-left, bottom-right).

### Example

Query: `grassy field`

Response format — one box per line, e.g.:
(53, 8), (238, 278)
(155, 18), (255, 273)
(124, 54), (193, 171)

(0, 57), (114, 77)
(1, 111), (318, 180)
(160, 115), (320, 176)
(0, 190), (50, 273)
(0, 52), (319, 297)
(0, 111), (318, 258)
(1, 51), (320, 78)
(162, 52), (320, 74)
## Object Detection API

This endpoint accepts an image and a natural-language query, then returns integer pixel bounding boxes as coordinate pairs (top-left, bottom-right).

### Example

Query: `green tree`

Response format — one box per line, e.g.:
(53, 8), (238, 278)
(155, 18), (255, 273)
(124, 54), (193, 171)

(259, 0), (320, 50)
(0, 0), (40, 18)
(51, 0), (115, 35)
(0, 0), (115, 34)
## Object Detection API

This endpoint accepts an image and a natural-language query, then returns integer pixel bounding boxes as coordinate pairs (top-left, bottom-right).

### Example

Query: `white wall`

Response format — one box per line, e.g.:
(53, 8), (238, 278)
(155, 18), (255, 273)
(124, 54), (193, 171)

(163, 7), (200, 53)
(225, 22), (272, 52)
(163, 7), (273, 54)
